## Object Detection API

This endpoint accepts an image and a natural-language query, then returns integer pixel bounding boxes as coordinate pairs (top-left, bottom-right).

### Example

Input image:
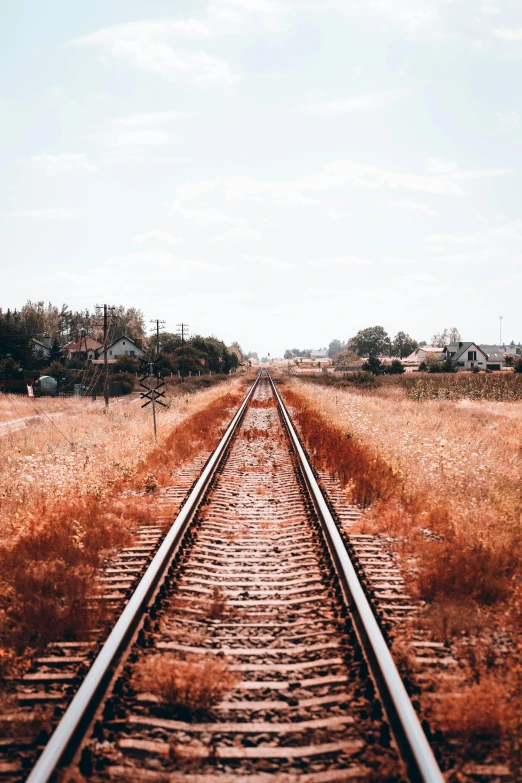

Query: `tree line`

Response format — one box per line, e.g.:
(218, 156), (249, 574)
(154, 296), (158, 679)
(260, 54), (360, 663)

(0, 302), (241, 391)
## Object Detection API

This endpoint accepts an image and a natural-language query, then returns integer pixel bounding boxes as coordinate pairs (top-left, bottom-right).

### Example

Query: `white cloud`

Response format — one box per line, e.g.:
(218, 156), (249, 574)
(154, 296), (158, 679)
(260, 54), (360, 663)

(173, 159), (475, 217)
(70, 19), (238, 86)
(71, 19), (210, 46)
(425, 232), (484, 245)
(496, 110), (520, 128)
(327, 208), (346, 220)
(171, 204), (244, 227)
(427, 158), (513, 180)
(105, 248), (215, 272)
(113, 111), (193, 126)
(25, 153), (97, 175)
(386, 199), (438, 216)
(382, 256), (417, 264)
(308, 256), (371, 266)
(133, 230), (181, 245)
(0, 208), (76, 219)
(480, 3), (499, 13)
(214, 226), (262, 241)
(302, 88), (412, 114)
(115, 131), (173, 146)
(494, 28), (522, 41)
(245, 253), (293, 269)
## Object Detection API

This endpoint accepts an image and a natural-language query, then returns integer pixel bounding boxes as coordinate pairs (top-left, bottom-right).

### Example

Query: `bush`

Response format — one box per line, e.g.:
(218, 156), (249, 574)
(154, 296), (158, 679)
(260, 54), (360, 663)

(387, 359), (405, 375)
(113, 355), (139, 374)
(514, 357), (522, 373)
(298, 371), (380, 389)
(361, 356), (383, 375)
(109, 371), (135, 394)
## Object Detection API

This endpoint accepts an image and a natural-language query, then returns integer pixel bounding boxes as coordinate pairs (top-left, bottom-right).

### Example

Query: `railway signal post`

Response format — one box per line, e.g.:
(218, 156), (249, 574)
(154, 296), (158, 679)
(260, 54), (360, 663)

(140, 360), (166, 440)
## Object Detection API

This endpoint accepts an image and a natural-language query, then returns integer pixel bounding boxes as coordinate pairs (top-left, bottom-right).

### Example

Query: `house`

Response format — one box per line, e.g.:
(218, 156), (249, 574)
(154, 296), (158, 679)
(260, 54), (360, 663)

(62, 336), (102, 362)
(404, 345), (443, 363)
(95, 335), (146, 361)
(478, 346), (505, 371)
(504, 344), (522, 357)
(444, 342), (490, 370)
(31, 335), (51, 360)
(310, 348), (328, 359)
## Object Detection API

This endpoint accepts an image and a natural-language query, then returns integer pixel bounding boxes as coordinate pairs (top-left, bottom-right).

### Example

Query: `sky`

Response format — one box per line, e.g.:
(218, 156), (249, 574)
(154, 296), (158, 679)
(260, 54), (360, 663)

(1, 0), (522, 356)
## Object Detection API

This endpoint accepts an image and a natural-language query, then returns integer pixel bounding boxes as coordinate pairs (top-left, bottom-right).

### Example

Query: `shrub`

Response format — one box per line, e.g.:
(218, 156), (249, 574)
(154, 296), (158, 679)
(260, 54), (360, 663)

(113, 355), (139, 374)
(113, 371), (135, 394)
(387, 359), (405, 375)
(514, 357), (522, 373)
(361, 356), (383, 375)
(132, 654), (236, 718)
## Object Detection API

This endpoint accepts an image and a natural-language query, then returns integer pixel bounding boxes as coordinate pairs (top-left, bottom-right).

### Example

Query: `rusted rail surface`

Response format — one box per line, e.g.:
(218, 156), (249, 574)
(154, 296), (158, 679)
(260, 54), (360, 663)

(20, 371), (443, 783)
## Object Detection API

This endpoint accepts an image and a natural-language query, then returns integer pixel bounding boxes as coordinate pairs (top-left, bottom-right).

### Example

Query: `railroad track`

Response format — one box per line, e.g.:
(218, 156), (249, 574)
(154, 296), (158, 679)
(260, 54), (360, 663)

(9, 372), (443, 783)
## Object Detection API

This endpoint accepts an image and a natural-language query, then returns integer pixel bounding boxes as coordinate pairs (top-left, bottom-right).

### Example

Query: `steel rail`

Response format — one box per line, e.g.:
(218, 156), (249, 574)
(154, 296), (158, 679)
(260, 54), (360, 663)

(26, 373), (261, 783)
(268, 372), (445, 783)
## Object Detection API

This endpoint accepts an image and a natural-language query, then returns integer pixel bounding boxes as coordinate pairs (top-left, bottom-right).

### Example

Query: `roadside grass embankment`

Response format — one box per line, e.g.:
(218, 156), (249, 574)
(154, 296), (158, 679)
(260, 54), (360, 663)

(0, 375), (246, 672)
(279, 376), (522, 759)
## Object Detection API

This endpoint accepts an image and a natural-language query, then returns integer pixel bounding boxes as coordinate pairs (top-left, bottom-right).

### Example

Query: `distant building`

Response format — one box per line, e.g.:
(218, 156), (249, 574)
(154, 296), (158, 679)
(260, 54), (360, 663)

(31, 335), (51, 360)
(63, 336), (102, 362)
(444, 342), (498, 370)
(95, 335), (146, 361)
(404, 345), (443, 363)
(310, 348), (328, 359)
(478, 346), (505, 371)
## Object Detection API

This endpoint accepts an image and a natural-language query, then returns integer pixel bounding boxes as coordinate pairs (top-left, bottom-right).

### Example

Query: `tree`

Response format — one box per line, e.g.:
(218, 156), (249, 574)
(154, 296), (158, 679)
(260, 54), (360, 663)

(392, 332), (417, 358)
(246, 351), (259, 361)
(350, 326), (391, 358)
(431, 327), (461, 348)
(361, 356), (383, 375)
(49, 337), (62, 363)
(0, 309), (35, 369)
(328, 339), (345, 358)
(514, 357), (522, 373)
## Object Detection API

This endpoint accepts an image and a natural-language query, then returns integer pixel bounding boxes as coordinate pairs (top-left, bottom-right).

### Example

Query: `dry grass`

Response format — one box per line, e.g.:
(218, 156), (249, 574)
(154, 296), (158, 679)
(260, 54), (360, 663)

(132, 653), (236, 719)
(281, 386), (398, 506)
(0, 379), (246, 661)
(401, 372), (522, 401)
(280, 375), (522, 759)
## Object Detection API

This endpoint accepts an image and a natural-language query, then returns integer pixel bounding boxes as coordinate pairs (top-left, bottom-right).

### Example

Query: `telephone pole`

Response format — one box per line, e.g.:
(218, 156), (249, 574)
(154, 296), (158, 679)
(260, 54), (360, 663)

(177, 323), (189, 381)
(150, 319), (166, 356)
(95, 304), (116, 408)
(499, 316), (503, 347)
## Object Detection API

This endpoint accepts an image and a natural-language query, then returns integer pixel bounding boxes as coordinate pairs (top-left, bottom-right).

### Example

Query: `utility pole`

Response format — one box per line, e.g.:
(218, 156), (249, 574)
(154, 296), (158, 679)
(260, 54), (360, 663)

(499, 316), (503, 347)
(95, 304), (116, 408)
(177, 323), (189, 381)
(150, 362), (157, 440)
(150, 319), (166, 356)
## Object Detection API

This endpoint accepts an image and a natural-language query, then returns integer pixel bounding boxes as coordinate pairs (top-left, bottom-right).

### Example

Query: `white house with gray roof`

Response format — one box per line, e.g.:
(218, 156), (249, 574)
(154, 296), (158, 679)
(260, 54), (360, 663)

(444, 342), (504, 370)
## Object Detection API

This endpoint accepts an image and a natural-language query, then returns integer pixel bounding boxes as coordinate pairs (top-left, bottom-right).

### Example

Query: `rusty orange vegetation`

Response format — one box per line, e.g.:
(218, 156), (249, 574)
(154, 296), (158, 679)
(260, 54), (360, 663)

(0, 389), (243, 661)
(280, 380), (522, 749)
(281, 387), (398, 507)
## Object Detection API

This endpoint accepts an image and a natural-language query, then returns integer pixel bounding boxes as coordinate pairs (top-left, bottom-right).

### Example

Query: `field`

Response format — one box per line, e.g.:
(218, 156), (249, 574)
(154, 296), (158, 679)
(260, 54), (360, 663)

(281, 375), (522, 763)
(0, 376), (246, 670)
